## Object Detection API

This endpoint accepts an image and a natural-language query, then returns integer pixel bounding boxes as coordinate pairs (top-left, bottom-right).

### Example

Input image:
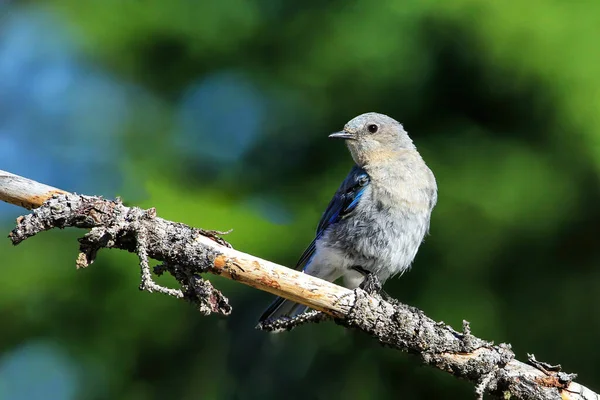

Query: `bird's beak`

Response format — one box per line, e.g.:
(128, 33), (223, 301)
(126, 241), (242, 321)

(329, 131), (356, 140)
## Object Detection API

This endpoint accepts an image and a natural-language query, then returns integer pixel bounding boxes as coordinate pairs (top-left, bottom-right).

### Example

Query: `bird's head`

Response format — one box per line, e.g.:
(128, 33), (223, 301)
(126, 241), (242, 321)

(329, 112), (415, 166)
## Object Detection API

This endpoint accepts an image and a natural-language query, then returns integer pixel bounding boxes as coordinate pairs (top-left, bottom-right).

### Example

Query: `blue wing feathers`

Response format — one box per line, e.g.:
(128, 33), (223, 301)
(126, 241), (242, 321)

(297, 165), (370, 272)
(346, 188), (365, 211)
(316, 165), (369, 235)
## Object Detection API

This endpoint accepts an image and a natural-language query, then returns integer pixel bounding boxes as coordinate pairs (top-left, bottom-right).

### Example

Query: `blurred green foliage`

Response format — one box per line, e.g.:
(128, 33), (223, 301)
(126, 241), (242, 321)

(2, 1), (600, 399)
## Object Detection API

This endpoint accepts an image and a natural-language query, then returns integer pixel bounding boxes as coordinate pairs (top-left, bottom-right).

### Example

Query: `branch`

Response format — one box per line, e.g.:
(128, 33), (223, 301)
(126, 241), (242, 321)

(1, 169), (597, 400)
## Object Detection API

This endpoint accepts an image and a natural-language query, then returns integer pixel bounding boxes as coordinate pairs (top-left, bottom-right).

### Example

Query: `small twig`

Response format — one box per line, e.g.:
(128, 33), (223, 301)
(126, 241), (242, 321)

(527, 354), (578, 391)
(528, 354), (565, 374)
(156, 262), (231, 315)
(133, 208), (184, 298)
(463, 320), (472, 336)
(199, 228), (233, 248)
(257, 310), (329, 332)
(186, 274), (232, 315)
(476, 368), (498, 400)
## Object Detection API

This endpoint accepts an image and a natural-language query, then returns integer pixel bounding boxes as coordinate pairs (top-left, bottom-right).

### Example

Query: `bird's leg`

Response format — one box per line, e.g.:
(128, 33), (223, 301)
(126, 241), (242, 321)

(350, 266), (400, 304)
(351, 266), (383, 295)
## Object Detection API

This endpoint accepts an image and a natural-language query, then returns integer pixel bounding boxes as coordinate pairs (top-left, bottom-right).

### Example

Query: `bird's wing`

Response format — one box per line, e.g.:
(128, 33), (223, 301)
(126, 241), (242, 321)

(295, 165), (370, 271)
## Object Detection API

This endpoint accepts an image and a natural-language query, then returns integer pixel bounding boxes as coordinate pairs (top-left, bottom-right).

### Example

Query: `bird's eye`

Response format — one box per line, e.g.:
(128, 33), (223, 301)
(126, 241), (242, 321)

(367, 124), (378, 133)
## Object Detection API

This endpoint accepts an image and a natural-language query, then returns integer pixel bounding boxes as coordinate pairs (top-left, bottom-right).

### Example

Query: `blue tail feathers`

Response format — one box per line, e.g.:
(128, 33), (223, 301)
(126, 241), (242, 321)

(258, 297), (309, 323)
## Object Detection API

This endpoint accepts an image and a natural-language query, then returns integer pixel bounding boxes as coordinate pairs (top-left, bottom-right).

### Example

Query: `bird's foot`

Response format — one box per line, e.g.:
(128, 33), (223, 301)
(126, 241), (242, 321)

(351, 266), (401, 305)
(351, 266), (383, 295)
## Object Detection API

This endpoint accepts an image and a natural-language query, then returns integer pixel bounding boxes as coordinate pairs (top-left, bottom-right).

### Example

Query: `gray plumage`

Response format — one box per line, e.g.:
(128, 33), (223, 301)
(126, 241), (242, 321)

(259, 112), (437, 322)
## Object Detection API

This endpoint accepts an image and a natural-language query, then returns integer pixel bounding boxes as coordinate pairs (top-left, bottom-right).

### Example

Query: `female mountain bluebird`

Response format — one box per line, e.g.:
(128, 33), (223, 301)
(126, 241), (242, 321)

(259, 112), (437, 322)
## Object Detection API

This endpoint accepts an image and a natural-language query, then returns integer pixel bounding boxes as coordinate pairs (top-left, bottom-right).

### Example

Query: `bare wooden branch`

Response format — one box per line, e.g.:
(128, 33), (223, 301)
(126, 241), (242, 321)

(0, 170), (68, 209)
(1, 169), (597, 400)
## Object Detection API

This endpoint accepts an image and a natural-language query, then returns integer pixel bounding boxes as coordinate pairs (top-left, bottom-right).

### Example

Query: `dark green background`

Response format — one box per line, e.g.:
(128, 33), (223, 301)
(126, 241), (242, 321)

(1, 1), (599, 399)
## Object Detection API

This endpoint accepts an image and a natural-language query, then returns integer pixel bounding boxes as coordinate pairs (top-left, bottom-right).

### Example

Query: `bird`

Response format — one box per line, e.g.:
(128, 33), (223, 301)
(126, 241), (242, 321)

(258, 112), (437, 323)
